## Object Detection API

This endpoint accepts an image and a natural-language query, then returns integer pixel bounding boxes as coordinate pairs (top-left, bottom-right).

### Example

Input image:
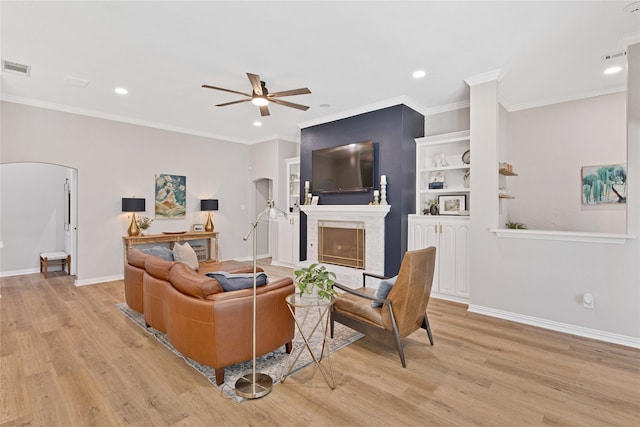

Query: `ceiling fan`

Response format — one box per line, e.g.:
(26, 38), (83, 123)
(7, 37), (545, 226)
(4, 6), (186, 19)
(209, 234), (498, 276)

(202, 73), (311, 117)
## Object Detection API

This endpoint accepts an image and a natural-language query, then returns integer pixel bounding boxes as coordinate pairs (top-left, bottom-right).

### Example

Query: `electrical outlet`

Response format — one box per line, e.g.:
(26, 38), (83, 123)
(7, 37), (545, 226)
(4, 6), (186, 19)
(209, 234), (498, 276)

(583, 293), (594, 309)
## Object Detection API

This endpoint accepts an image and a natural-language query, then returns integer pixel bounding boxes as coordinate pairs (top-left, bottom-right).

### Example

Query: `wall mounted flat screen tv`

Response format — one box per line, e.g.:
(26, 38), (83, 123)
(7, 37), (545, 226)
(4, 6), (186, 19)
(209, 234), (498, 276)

(312, 140), (374, 193)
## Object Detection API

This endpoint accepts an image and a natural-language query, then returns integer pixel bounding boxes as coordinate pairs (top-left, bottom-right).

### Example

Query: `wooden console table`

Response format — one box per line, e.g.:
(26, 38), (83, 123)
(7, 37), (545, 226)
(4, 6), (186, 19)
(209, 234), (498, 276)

(123, 231), (219, 262)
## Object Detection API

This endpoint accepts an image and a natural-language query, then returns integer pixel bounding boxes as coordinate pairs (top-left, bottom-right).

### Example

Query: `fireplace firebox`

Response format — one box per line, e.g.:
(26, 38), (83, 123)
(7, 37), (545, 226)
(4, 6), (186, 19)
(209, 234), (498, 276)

(318, 221), (365, 269)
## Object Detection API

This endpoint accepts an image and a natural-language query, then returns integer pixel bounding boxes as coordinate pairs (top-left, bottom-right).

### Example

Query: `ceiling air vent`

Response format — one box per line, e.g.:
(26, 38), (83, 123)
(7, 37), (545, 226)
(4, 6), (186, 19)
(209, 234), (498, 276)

(2, 60), (31, 76)
(601, 50), (627, 61)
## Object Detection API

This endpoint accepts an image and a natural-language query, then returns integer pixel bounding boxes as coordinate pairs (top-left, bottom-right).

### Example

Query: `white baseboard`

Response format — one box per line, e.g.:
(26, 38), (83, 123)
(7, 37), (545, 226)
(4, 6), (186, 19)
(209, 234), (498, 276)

(75, 274), (123, 287)
(0, 268), (40, 277)
(431, 292), (470, 305)
(468, 304), (640, 349)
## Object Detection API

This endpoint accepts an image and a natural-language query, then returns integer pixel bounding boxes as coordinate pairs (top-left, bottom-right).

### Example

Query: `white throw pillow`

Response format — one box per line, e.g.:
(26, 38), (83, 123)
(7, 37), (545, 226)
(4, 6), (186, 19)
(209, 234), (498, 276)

(172, 242), (199, 271)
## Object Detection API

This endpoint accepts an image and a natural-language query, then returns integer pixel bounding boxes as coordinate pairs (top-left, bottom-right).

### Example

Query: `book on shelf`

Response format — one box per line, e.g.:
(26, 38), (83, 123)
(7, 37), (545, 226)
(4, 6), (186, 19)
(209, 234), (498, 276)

(428, 182), (447, 189)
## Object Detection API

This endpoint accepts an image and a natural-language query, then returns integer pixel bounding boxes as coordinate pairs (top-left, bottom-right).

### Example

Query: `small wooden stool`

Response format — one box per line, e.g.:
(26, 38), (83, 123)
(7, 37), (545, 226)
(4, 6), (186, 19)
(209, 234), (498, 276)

(40, 252), (71, 279)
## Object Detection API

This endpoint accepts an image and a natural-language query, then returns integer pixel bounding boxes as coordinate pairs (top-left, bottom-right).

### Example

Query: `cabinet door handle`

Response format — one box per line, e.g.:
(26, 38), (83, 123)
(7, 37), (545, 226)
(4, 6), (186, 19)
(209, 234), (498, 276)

(439, 224), (442, 234)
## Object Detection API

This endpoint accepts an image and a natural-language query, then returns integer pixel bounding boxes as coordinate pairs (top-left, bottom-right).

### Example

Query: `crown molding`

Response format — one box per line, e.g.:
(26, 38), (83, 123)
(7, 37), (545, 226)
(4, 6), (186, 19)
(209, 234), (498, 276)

(0, 94), (252, 145)
(247, 133), (300, 145)
(424, 100), (470, 116)
(464, 69), (503, 87)
(298, 95), (427, 130)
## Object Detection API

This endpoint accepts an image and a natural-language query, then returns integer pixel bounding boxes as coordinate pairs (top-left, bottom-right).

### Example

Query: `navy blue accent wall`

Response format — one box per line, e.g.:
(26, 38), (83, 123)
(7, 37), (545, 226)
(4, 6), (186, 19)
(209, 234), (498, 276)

(300, 104), (424, 276)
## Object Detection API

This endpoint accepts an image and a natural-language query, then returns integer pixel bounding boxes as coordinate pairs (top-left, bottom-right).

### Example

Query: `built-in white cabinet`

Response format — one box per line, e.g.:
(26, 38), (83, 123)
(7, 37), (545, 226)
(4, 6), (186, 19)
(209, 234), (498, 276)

(408, 215), (470, 302)
(274, 214), (299, 268)
(274, 157), (301, 268)
(286, 157), (301, 213)
(414, 131), (471, 215)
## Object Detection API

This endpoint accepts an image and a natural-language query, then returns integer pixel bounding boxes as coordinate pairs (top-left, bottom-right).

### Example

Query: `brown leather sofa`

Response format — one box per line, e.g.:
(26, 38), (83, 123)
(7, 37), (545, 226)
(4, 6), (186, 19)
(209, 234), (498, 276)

(124, 248), (295, 384)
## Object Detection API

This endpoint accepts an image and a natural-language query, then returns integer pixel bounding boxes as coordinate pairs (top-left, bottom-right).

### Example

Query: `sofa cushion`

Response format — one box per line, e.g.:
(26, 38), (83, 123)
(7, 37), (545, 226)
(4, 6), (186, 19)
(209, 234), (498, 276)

(142, 245), (174, 261)
(172, 242), (199, 271)
(144, 255), (176, 281)
(371, 275), (397, 308)
(127, 248), (148, 268)
(170, 263), (223, 298)
(206, 271), (268, 292)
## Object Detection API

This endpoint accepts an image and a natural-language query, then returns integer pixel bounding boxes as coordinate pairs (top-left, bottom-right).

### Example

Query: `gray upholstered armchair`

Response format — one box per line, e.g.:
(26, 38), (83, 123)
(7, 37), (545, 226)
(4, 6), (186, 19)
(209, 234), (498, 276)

(330, 247), (436, 367)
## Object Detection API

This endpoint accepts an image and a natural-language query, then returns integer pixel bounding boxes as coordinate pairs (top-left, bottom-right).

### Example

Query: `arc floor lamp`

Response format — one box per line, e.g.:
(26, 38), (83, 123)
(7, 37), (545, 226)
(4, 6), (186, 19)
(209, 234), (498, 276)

(235, 199), (287, 399)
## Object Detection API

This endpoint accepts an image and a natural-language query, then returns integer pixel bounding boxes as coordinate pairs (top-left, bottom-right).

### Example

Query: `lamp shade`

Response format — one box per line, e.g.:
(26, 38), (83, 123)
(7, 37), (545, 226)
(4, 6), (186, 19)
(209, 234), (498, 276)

(201, 199), (219, 211)
(122, 198), (146, 212)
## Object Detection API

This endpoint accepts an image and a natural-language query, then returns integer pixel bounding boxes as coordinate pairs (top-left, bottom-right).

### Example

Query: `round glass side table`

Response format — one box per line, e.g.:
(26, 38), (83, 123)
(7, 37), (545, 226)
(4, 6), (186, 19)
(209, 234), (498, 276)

(280, 294), (336, 389)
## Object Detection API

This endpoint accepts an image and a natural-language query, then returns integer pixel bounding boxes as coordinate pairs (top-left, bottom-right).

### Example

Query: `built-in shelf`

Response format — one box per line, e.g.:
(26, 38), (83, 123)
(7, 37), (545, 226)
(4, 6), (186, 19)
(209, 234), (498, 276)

(499, 168), (518, 176)
(499, 194), (515, 199)
(415, 130), (471, 215)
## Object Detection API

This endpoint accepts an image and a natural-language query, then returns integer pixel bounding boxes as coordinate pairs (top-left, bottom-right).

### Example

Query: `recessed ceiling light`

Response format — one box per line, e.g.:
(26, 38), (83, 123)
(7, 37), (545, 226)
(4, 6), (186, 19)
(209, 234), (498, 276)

(412, 70), (426, 79)
(319, 103), (331, 108)
(253, 121), (262, 127)
(114, 87), (128, 95)
(604, 66), (622, 75)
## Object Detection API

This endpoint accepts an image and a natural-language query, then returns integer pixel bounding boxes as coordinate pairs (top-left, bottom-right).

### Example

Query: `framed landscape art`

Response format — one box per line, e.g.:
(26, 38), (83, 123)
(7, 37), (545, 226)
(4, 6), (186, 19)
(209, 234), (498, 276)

(581, 164), (626, 205)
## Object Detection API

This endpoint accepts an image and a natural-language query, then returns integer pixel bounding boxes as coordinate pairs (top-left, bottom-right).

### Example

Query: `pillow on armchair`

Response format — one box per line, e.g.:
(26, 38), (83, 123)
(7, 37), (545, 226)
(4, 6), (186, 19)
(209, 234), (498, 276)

(206, 271), (268, 292)
(371, 275), (398, 308)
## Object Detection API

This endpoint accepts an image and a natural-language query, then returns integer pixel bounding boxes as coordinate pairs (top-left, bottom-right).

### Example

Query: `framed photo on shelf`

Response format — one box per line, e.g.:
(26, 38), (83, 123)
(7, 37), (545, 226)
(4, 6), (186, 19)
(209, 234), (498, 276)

(192, 224), (204, 232)
(311, 196), (320, 205)
(438, 195), (466, 215)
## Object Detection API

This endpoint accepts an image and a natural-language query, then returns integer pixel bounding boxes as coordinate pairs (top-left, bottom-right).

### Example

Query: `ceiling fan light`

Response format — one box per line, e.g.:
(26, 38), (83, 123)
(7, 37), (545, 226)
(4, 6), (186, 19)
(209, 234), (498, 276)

(252, 97), (268, 106)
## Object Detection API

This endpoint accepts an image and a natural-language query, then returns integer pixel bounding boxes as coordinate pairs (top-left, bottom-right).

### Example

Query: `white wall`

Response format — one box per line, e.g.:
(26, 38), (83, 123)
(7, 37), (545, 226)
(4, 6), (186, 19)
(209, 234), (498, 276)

(506, 92), (627, 233)
(0, 163), (68, 273)
(1, 101), (255, 284)
(466, 67), (639, 345)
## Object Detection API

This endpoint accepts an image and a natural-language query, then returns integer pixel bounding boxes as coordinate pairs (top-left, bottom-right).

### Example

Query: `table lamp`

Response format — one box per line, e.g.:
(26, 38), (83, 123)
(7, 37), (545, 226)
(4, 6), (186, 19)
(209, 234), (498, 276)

(122, 198), (146, 236)
(200, 199), (219, 232)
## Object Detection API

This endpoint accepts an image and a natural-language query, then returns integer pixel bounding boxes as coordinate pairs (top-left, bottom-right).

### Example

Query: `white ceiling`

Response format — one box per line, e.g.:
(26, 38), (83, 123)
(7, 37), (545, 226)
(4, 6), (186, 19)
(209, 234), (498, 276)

(1, 1), (638, 144)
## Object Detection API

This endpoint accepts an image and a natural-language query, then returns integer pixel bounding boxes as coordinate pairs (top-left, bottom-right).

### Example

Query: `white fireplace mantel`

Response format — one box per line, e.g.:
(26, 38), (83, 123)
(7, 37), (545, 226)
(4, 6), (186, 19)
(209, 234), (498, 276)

(300, 204), (391, 288)
(300, 204), (391, 217)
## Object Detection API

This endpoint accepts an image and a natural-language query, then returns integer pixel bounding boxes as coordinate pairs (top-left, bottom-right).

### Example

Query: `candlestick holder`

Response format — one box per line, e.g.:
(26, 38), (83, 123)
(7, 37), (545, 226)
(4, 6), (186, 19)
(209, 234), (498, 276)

(373, 191), (380, 205)
(304, 188), (310, 205)
(380, 182), (388, 205)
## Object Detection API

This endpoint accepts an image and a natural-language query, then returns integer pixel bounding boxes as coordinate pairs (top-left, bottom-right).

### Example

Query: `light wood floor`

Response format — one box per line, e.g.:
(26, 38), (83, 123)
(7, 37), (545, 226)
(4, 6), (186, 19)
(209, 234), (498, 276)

(1, 262), (639, 426)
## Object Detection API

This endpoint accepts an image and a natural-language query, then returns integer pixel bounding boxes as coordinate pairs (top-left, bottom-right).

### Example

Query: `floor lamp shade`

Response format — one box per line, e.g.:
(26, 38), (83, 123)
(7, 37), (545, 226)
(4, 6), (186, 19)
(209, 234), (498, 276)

(201, 199), (219, 232)
(122, 198), (146, 237)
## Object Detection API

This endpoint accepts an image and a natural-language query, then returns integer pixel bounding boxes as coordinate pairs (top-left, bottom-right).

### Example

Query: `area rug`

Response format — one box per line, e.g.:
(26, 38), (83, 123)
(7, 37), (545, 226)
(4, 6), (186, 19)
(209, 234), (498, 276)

(116, 303), (363, 402)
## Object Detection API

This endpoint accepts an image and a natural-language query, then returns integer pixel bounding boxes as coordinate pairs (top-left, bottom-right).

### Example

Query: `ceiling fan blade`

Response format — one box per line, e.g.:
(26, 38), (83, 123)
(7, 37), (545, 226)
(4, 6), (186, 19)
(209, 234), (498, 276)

(259, 105), (271, 116)
(246, 73), (263, 96)
(215, 99), (252, 107)
(202, 84), (252, 97)
(270, 98), (310, 111)
(268, 88), (311, 98)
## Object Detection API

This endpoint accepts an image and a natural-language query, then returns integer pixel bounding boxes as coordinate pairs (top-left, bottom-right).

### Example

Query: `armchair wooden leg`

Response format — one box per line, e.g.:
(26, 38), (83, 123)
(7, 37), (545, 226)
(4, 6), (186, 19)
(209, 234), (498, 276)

(388, 305), (407, 368)
(422, 313), (434, 345)
(285, 341), (293, 353)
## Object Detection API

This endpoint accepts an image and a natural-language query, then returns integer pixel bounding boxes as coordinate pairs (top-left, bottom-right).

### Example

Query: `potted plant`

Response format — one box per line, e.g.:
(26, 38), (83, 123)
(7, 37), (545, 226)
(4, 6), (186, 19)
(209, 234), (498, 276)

(294, 263), (338, 300)
(506, 220), (527, 229)
(136, 215), (153, 234)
